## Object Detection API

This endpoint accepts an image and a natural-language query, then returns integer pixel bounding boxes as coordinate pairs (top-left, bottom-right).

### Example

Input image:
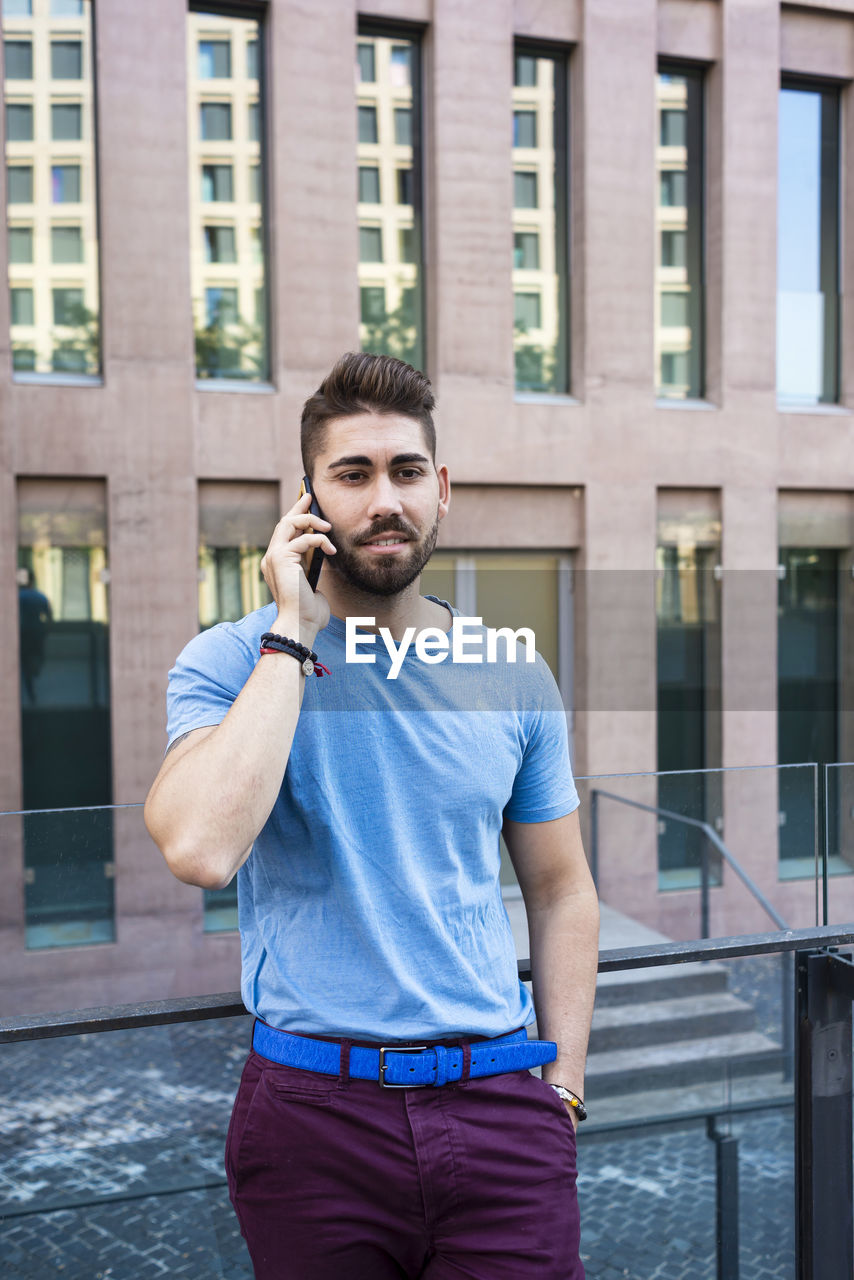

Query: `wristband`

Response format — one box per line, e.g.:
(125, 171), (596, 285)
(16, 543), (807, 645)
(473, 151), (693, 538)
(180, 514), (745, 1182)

(549, 1085), (587, 1121)
(260, 632), (329, 677)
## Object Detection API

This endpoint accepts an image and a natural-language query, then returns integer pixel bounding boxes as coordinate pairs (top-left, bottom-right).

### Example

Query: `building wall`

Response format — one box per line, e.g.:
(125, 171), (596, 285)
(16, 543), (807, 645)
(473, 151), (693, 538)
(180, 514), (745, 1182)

(1, 0), (854, 1014)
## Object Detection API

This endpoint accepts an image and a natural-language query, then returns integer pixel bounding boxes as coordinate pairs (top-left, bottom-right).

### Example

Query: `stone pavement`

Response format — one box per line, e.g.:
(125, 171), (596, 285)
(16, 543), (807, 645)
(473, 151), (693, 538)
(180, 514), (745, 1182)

(1, 1013), (795, 1279)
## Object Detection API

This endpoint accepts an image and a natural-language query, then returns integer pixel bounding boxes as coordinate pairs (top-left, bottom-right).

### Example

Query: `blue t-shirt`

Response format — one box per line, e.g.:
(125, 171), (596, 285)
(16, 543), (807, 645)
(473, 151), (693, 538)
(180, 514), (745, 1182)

(166, 600), (579, 1040)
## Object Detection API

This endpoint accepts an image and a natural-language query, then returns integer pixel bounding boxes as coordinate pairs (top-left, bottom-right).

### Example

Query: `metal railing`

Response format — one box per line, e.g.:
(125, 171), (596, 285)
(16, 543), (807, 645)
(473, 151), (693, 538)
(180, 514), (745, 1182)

(2, 925), (853, 1280)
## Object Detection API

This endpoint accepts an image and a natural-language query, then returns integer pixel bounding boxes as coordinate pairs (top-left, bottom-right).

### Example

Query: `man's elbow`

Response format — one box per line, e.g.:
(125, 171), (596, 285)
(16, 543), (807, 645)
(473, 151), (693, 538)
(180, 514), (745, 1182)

(144, 802), (234, 891)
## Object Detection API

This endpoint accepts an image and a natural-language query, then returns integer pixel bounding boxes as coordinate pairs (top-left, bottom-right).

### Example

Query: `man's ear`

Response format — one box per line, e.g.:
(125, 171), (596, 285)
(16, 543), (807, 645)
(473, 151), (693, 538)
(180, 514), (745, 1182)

(436, 465), (450, 521)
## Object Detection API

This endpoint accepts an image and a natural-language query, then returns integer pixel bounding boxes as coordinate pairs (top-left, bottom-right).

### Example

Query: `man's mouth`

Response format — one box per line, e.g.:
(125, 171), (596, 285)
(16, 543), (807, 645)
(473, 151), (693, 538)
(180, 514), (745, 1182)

(363, 536), (410, 547)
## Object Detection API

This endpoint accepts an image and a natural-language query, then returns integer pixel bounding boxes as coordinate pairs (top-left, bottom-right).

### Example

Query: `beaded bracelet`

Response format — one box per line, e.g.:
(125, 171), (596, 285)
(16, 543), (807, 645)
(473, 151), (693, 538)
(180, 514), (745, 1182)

(259, 632), (329, 677)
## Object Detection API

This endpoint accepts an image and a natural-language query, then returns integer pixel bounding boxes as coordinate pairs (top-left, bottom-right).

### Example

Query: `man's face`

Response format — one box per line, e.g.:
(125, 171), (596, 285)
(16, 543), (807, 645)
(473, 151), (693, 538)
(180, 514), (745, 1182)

(310, 412), (449, 598)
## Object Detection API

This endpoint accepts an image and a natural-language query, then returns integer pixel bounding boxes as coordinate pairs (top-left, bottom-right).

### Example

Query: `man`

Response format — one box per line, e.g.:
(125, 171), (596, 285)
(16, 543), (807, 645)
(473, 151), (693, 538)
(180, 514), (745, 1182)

(145, 352), (599, 1279)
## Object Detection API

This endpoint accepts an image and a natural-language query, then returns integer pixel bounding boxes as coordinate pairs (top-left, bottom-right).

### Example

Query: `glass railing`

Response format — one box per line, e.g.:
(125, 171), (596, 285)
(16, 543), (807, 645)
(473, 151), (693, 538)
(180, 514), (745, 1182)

(1, 776), (853, 1275)
(2, 928), (851, 1277)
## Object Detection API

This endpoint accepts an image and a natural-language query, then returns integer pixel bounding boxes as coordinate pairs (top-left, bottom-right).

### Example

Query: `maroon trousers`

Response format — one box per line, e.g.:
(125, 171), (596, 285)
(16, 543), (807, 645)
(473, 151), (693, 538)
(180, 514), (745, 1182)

(225, 1049), (584, 1279)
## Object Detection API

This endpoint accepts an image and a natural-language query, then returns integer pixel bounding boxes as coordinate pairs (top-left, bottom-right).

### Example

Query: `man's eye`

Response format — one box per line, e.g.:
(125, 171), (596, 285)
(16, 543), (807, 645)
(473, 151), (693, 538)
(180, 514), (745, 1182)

(397, 468), (423, 480)
(340, 472), (366, 483)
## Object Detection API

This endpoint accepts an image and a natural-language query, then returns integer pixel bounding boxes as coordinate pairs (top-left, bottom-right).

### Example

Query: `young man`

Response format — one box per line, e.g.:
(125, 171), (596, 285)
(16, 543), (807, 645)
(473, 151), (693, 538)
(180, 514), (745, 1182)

(145, 352), (599, 1279)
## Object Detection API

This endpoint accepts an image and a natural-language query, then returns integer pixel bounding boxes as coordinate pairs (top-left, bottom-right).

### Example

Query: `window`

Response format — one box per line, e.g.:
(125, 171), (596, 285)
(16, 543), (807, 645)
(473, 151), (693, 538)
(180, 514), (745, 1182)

(514, 291), (541, 330)
(361, 285), (385, 323)
(205, 285), (238, 326)
(357, 28), (423, 368)
(51, 41), (82, 79)
(203, 224), (236, 263)
(198, 39), (230, 79)
(3, 0), (101, 375)
(514, 53), (537, 87)
(513, 170), (538, 209)
(514, 231), (539, 270)
(390, 45), (410, 87)
(661, 229), (686, 268)
(396, 167), (413, 205)
(512, 45), (570, 395)
(359, 225), (383, 262)
(189, 9), (268, 382)
(513, 110), (536, 149)
(656, 65), (704, 400)
(197, 481), (276, 930)
(52, 286), (84, 324)
(11, 286), (34, 325)
(51, 102), (82, 140)
(4, 38), (32, 78)
(199, 101), (231, 141)
(51, 224), (83, 263)
(660, 291), (689, 326)
(201, 163), (233, 202)
(777, 82), (840, 406)
(357, 42), (375, 83)
(358, 104), (377, 144)
(7, 164), (33, 203)
(3, 0), (32, 15)
(656, 491), (722, 889)
(660, 170), (686, 207)
(393, 107), (411, 146)
(660, 109), (686, 147)
(6, 102), (33, 140)
(52, 164), (81, 202)
(9, 225), (33, 262)
(358, 165), (380, 203)
(17, 478), (114, 949)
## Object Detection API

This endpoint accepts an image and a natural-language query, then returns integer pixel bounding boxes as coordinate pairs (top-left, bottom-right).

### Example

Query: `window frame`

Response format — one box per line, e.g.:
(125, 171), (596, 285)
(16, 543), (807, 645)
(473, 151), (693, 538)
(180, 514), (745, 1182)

(512, 38), (571, 397)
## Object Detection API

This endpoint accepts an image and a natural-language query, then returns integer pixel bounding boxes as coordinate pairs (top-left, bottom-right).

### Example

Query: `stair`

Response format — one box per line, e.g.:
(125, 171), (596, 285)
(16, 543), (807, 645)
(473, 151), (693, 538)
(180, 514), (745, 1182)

(503, 894), (790, 1127)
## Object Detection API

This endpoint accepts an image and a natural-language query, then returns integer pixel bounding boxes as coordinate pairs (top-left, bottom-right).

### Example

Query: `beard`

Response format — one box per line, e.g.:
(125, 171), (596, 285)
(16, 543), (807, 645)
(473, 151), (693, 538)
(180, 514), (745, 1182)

(327, 513), (440, 598)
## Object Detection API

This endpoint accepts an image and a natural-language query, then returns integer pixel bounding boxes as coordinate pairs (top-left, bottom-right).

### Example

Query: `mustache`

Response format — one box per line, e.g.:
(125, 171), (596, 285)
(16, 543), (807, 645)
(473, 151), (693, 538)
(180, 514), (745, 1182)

(352, 519), (420, 545)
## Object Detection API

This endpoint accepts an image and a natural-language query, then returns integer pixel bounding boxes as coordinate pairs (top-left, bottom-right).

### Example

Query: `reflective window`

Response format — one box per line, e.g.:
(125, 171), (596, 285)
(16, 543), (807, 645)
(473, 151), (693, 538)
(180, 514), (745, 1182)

(512, 45), (569, 395)
(656, 492), (722, 889)
(11, 283), (33, 322)
(3, 1), (32, 15)
(51, 38), (81, 78)
(17, 479), (114, 949)
(198, 482), (276, 931)
(4, 37), (32, 76)
(7, 162), (32, 201)
(358, 164), (380, 203)
(2, 0), (100, 376)
(189, 8), (268, 381)
(357, 27), (424, 368)
(778, 548), (841, 874)
(51, 161), (79, 201)
(777, 82), (840, 406)
(655, 65), (704, 400)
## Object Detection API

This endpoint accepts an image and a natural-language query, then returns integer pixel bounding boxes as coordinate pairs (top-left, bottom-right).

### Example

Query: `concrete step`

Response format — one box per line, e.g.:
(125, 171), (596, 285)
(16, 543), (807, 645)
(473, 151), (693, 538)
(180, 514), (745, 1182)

(595, 961), (730, 1006)
(585, 1071), (793, 1129)
(589, 991), (757, 1054)
(586, 1030), (785, 1095)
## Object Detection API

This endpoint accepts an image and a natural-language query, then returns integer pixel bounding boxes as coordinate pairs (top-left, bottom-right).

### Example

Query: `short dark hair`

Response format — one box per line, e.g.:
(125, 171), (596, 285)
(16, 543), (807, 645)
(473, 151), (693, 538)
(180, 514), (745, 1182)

(301, 352), (436, 475)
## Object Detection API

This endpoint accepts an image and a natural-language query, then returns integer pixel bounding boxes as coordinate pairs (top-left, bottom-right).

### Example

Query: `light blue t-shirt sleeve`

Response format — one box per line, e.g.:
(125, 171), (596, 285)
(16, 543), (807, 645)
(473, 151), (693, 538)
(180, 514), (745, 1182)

(503, 657), (580, 824)
(165, 623), (256, 749)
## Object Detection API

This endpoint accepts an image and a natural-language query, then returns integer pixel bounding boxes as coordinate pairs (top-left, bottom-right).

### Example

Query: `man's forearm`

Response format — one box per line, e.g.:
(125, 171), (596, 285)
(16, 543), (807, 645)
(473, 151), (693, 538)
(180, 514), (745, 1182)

(144, 649), (307, 889)
(528, 885), (600, 1101)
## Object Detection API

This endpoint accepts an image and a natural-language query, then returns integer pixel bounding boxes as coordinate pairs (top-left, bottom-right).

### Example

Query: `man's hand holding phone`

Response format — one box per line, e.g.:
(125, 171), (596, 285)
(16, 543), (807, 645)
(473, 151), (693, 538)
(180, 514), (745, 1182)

(260, 487), (336, 647)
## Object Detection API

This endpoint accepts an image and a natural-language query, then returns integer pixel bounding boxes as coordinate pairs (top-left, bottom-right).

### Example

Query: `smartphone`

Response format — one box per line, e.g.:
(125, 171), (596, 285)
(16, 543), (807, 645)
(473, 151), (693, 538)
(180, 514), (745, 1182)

(299, 475), (326, 592)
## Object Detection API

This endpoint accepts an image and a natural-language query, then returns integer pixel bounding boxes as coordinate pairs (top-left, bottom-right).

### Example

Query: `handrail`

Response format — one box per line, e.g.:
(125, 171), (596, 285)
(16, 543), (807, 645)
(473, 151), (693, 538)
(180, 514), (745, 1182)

(2, 924), (851, 1045)
(590, 787), (789, 936)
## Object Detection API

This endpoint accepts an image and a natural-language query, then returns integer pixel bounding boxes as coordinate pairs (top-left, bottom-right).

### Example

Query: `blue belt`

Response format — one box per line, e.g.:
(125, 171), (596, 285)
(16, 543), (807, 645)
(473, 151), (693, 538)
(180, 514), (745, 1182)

(252, 1021), (557, 1088)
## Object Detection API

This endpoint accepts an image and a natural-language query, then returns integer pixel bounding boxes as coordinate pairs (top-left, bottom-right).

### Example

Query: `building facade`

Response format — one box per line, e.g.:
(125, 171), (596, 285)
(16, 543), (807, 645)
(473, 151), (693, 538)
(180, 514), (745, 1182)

(2, 0), (854, 1015)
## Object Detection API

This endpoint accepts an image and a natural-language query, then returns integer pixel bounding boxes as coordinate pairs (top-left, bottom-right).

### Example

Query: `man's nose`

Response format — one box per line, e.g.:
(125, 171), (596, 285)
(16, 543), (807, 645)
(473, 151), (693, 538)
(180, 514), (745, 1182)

(366, 475), (404, 520)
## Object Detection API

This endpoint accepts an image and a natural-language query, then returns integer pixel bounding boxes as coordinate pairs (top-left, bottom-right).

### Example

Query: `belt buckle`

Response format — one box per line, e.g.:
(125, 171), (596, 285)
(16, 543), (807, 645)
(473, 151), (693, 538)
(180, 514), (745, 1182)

(379, 1045), (429, 1088)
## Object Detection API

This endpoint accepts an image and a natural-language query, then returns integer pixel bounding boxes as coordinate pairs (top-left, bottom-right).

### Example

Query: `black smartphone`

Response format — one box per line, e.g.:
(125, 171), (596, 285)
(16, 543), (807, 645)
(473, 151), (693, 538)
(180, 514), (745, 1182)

(299, 475), (326, 592)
